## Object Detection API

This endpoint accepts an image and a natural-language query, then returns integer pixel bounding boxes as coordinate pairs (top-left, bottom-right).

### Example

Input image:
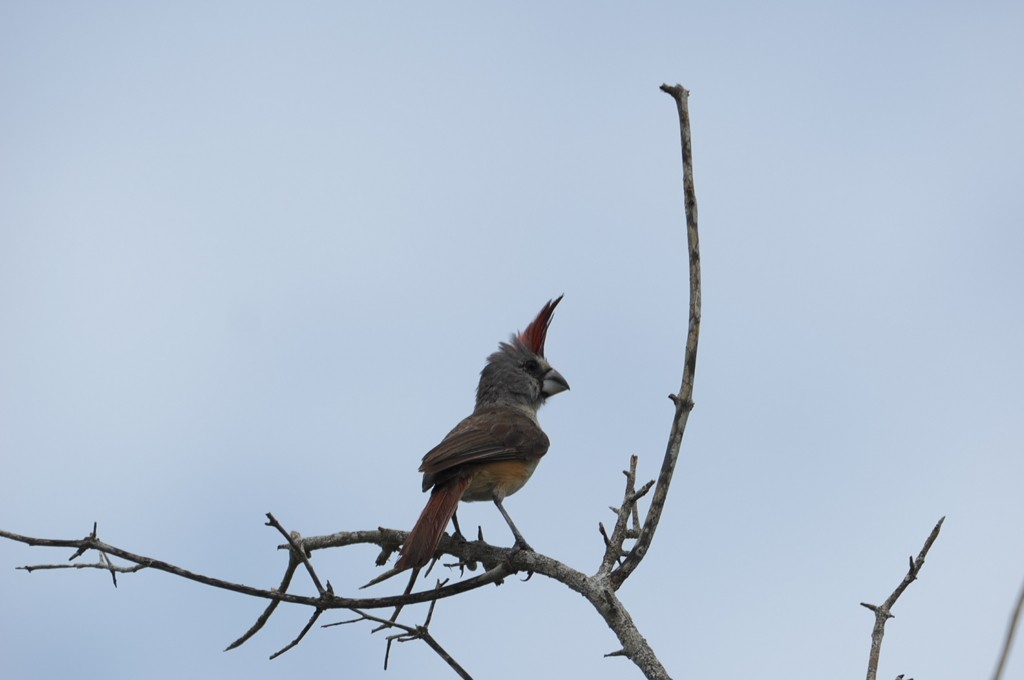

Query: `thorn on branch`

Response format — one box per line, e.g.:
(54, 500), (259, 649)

(860, 602), (893, 619)
(666, 393), (695, 411)
(68, 522), (99, 561)
(99, 551), (118, 587)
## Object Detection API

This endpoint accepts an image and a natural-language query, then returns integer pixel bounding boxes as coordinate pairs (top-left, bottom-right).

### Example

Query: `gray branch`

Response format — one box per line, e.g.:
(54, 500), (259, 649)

(609, 83), (701, 591)
(860, 517), (945, 680)
(992, 575), (1024, 680)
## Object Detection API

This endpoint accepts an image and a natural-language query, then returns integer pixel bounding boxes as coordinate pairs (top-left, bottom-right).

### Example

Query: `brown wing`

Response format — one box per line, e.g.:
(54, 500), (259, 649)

(418, 407), (549, 491)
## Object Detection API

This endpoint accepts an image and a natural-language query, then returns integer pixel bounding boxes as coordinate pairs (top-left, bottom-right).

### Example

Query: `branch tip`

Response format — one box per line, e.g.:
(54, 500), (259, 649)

(863, 517), (945, 679)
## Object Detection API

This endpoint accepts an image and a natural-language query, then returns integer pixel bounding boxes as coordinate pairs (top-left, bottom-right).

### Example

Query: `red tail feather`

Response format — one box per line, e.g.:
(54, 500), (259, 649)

(395, 477), (472, 570)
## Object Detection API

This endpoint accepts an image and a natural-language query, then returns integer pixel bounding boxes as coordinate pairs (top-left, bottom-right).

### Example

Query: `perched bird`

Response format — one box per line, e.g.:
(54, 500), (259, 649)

(392, 296), (569, 573)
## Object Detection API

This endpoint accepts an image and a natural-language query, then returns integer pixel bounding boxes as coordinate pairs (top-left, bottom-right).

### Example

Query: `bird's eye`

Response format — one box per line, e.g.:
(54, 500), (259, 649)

(523, 359), (540, 373)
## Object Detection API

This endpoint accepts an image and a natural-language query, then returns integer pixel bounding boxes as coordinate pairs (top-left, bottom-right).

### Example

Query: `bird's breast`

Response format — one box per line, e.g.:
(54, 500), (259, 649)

(461, 458), (541, 502)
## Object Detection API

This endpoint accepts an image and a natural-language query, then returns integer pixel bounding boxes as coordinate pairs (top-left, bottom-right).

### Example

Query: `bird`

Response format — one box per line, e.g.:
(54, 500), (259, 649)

(384, 296), (569, 578)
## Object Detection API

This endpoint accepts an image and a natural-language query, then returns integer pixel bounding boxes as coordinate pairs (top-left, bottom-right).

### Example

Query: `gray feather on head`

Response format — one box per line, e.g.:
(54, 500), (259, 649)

(475, 298), (569, 413)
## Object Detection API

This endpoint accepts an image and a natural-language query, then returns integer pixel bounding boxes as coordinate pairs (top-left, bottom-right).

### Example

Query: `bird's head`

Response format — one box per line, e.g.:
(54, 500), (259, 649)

(476, 296), (570, 412)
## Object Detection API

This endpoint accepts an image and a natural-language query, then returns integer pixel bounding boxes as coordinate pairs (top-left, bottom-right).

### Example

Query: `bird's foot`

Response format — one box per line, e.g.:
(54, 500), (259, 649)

(507, 540), (535, 581)
(447, 555), (479, 576)
(511, 537), (534, 554)
(442, 530), (476, 575)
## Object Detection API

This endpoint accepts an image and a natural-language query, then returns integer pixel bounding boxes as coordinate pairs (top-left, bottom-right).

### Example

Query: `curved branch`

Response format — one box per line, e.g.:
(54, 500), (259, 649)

(611, 83), (701, 589)
(225, 552), (301, 651)
(505, 549), (671, 679)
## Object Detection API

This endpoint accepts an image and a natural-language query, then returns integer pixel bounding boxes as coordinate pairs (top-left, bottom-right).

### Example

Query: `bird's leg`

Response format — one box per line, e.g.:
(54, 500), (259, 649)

(493, 496), (532, 552)
(450, 509), (467, 542)
(445, 510), (480, 575)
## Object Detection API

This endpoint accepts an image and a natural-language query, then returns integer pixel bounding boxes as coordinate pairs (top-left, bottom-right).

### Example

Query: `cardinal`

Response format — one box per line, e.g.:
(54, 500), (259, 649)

(384, 296), (569, 577)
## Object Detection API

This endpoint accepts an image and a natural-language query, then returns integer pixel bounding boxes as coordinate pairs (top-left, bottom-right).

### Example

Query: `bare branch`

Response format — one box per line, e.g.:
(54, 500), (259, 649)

(3, 526), (514, 610)
(17, 560), (145, 577)
(595, 455), (657, 580)
(347, 608), (474, 679)
(861, 517), (945, 680)
(611, 83), (701, 590)
(14, 522), (137, 588)
(225, 553), (301, 651)
(992, 575), (1024, 680)
(265, 512), (326, 596)
(324, 581), (472, 678)
(270, 607), (325, 660)
(598, 456), (641, 576)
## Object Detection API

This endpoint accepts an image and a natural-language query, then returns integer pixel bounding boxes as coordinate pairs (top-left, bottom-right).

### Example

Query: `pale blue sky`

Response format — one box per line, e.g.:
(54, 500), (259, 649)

(2, 3), (1023, 679)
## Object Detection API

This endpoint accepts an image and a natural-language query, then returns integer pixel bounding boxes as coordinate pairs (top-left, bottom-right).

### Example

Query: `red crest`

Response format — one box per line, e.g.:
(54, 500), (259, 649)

(517, 295), (563, 356)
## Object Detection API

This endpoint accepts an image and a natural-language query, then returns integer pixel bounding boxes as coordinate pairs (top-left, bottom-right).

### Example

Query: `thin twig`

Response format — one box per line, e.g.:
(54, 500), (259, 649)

(259, 513), (337, 659)
(860, 517), (944, 680)
(225, 553), (301, 651)
(17, 561), (145, 576)
(598, 456), (641, 576)
(992, 575), (1024, 680)
(373, 568), (420, 633)
(68, 522), (98, 560)
(265, 513), (326, 596)
(342, 599), (473, 680)
(269, 607), (325, 660)
(14, 522), (138, 587)
(382, 578), (447, 669)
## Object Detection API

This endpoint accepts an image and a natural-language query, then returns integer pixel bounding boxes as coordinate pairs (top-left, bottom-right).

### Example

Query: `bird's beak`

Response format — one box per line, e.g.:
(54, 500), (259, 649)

(542, 368), (570, 397)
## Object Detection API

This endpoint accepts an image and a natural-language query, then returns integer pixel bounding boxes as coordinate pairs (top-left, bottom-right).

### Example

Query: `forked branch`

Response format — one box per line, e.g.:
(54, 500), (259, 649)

(860, 516), (945, 680)
(609, 83), (701, 590)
